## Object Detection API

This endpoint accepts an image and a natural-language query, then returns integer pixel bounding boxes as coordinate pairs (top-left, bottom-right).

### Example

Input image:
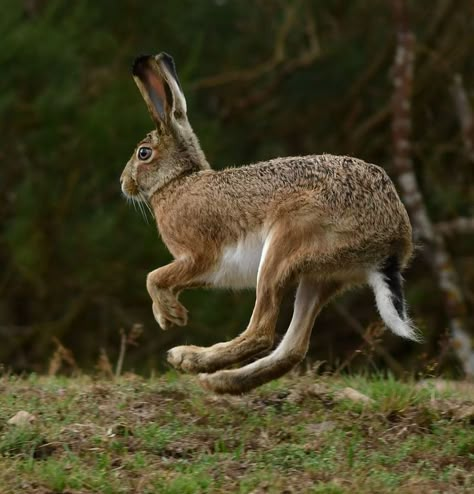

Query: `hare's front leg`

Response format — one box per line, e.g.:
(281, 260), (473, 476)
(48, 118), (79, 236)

(146, 259), (206, 330)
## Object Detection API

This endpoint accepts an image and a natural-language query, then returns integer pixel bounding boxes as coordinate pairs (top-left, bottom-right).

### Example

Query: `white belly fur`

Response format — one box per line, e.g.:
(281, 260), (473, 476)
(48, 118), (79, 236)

(202, 231), (265, 289)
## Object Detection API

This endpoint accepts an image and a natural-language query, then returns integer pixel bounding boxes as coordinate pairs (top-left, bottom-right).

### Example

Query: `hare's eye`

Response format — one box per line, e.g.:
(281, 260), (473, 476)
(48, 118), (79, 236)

(137, 146), (153, 161)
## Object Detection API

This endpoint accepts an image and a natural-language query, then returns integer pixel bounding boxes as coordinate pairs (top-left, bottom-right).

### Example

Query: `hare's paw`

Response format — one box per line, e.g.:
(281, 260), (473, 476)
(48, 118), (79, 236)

(167, 345), (203, 373)
(152, 297), (188, 330)
(167, 345), (218, 374)
(152, 303), (172, 330)
(198, 370), (244, 395)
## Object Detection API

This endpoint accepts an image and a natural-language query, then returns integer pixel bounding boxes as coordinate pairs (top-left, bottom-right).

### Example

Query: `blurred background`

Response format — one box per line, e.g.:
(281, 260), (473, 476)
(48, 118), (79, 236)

(1, 0), (473, 377)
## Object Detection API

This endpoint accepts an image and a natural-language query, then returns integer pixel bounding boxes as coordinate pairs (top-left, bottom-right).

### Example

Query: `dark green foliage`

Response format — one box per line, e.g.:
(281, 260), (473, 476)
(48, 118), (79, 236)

(0, 0), (473, 372)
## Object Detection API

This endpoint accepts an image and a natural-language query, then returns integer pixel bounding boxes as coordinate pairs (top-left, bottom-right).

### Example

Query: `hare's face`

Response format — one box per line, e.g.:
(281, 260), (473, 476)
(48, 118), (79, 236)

(121, 130), (174, 200)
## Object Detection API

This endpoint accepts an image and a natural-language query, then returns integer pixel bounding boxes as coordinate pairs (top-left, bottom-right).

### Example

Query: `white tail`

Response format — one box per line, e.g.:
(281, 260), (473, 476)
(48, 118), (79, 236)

(368, 270), (421, 342)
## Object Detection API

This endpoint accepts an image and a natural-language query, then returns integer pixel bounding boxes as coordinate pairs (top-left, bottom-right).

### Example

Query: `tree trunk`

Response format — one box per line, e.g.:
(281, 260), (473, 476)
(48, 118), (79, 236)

(391, 0), (474, 376)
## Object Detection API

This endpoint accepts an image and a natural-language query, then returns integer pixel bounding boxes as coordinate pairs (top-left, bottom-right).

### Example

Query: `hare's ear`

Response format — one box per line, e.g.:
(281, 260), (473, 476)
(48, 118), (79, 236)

(132, 53), (186, 131)
(155, 52), (187, 117)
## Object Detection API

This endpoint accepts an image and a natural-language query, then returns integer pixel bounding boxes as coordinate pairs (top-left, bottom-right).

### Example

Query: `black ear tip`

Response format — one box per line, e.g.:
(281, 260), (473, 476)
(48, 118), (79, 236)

(155, 52), (182, 90)
(156, 52), (176, 71)
(159, 52), (174, 64)
(132, 55), (152, 75)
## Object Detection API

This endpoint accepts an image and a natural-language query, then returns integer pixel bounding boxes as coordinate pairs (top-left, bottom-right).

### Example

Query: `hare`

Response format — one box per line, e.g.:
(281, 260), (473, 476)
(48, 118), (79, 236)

(120, 52), (419, 394)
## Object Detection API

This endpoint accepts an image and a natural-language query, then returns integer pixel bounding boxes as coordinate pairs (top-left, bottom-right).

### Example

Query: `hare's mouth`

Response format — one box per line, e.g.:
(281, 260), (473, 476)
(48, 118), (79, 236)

(121, 176), (140, 198)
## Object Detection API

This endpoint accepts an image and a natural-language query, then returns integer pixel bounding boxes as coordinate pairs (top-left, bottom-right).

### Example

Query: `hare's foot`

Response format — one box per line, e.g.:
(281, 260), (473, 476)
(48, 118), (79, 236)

(198, 364), (282, 395)
(199, 361), (297, 395)
(167, 344), (231, 374)
(168, 333), (275, 373)
(198, 353), (303, 394)
(198, 370), (245, 395)
(152, 291), (188, 330)
(167, 345), (215, 373)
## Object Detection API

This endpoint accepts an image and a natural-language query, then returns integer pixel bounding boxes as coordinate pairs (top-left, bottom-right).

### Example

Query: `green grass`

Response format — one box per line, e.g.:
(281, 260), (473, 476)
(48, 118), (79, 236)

(0, 373), (473, 493)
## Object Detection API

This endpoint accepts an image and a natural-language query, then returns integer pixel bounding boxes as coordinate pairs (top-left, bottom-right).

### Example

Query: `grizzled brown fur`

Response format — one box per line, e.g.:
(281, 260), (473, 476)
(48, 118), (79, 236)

(120, 52), (416, 394)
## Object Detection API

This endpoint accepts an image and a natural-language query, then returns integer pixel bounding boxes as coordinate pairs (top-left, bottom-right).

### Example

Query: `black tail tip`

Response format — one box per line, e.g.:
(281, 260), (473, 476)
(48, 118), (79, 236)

(381, 255), (406, 319)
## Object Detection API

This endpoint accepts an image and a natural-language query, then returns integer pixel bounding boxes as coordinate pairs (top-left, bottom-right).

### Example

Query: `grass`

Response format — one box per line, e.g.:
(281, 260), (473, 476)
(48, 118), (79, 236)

(0, 373), (473, 493)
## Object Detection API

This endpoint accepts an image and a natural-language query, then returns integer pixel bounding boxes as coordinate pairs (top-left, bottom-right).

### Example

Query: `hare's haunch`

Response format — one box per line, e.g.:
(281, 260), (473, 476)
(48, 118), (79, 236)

(120, 53), (419, 394)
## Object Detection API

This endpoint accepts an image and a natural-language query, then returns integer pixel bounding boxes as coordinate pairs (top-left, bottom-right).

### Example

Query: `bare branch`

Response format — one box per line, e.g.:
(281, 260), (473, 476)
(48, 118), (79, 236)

(191, 1), (320, 91)
(451, 74), (474, 162)
(115, 329), (127, 378)
(191, 4), (297, 90)
(436, 217), (474, 236)
(333, 303), (406, 377)
(391, 0), (474, 377)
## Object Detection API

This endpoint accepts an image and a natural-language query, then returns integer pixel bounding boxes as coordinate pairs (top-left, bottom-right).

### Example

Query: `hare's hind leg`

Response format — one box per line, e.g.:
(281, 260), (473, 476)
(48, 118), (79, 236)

(167, 231), (293, 373)
(199, 278), (341, 394)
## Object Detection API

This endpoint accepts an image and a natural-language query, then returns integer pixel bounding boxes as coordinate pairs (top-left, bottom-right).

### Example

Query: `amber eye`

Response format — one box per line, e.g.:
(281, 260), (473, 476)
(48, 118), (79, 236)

(137, 146), (153, 161)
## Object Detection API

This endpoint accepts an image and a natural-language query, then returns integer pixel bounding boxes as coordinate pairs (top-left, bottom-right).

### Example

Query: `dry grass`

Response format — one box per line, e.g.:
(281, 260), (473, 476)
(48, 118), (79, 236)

(0, 373), (473, 493)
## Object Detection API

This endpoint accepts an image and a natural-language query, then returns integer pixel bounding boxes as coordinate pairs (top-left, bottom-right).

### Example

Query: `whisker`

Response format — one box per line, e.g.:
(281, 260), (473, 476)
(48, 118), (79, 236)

(140, 192), (155, 220)
(138, 198), (149, 224)
(131, 197), (138, 213)
(125, 192), (153, 225)
(132, 194), (148, 224)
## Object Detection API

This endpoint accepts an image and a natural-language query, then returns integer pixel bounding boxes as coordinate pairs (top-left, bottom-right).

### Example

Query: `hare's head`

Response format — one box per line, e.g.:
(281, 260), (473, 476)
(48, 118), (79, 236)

(121, 52), (209, 201)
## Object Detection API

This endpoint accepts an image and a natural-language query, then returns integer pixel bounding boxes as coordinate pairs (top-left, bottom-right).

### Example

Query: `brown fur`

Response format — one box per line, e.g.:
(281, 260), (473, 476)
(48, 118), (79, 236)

(120, 53), (414, 394)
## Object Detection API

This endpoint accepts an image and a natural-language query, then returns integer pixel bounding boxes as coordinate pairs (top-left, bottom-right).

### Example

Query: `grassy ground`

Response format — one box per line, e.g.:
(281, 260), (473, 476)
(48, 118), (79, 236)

(0, 373), (473, 494)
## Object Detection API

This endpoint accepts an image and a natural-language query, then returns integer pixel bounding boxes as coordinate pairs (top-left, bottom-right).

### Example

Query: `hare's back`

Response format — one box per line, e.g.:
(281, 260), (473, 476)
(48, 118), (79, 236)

(215, 154), (408, 235)
(216, 154), (399, 205)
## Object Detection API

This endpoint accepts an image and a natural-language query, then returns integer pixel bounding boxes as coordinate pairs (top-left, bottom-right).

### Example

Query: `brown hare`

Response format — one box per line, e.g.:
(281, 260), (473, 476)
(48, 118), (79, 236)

(120, 52), (419, 394)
